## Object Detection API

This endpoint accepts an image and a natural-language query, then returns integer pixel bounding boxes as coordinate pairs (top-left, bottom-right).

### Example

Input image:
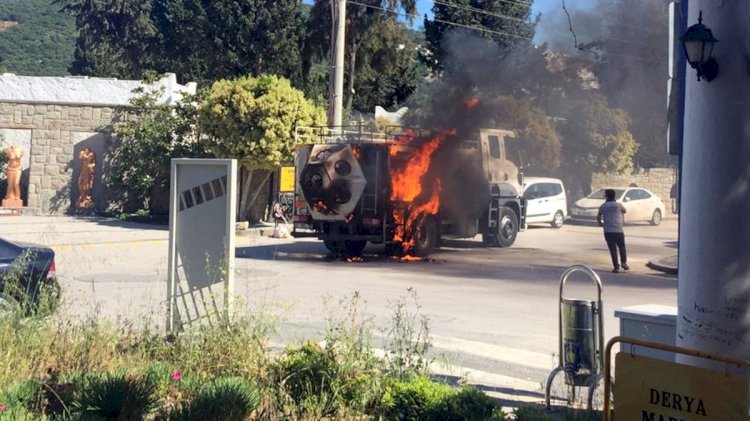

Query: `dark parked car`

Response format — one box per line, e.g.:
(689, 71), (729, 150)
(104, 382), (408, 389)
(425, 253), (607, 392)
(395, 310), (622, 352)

(0, 237), (58, 315)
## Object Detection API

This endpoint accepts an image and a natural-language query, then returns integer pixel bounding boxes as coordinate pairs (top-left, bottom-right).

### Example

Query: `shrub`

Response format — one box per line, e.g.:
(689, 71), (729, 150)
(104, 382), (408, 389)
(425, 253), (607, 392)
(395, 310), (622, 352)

(380, 375), (453, 420)
(384, 288), (432, 379)
(438, 386), (504, 421)
(73, 370), (158, 420)
(167, 376), (260, 421)
(380, 377), (504, 421)
(514, 405), (552, 421)
(0, 380), (37, 420)
(275, 342), (340, 416)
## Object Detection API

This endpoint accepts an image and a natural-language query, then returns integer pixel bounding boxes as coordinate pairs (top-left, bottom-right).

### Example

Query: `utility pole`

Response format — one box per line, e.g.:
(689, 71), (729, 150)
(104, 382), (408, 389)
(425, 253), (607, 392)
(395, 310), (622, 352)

(676, 0), (750, 368)
(330, 0), (346, 128)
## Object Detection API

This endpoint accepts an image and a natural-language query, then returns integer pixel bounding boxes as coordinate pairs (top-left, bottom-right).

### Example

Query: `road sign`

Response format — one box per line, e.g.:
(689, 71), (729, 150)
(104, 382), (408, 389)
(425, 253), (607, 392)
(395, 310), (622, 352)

(280, 165), (295, 193)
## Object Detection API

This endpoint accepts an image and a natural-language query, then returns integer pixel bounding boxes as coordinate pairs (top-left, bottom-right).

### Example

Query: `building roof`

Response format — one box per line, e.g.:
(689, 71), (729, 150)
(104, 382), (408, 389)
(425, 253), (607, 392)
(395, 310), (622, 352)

(0, 73), (197, 107)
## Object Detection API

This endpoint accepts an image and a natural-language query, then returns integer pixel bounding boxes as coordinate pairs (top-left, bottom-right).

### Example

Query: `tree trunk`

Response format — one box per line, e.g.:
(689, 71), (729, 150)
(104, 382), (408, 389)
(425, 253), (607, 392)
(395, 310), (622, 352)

(238, 166), (254, 222)
(246, 171), (272, 222)
(344, 42), (359, 113)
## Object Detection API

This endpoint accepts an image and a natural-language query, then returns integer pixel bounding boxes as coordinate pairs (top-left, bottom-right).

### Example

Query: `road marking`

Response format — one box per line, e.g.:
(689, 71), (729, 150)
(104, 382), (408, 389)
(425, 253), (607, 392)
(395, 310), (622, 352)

(52, 239), (168, 251)
(52, 236), (249, 252)
(429, 361), (543, 401)
(431, 335), (553, 371)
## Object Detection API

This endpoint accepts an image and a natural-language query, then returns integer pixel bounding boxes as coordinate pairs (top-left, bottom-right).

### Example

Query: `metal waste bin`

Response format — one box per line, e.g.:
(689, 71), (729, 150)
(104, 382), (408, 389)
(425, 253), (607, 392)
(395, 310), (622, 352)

(562, 299), (600, 386)
(545, 265), (604, 410)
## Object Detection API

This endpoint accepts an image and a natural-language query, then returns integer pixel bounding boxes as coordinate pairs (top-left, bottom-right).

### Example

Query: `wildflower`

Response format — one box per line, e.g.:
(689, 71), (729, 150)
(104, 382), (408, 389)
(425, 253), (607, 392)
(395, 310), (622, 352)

(0, 403), (7, 411)
(171, 370), (182, 382)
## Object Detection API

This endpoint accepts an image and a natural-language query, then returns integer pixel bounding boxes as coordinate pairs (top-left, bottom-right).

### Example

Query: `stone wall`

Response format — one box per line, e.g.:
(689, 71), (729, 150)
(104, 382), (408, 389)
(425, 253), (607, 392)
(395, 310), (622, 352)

(0, 102), (115, 214)
(591, 167), (678, 203)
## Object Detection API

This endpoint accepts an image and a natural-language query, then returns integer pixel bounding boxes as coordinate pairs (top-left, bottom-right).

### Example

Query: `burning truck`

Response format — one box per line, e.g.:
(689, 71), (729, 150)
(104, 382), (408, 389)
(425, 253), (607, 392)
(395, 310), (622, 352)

(291, 126), (526, 257)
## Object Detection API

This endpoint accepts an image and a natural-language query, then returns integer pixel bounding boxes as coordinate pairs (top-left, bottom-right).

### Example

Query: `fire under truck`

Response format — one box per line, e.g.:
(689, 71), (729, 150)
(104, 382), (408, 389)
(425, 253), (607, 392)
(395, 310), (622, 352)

(291, 126), (526, 257)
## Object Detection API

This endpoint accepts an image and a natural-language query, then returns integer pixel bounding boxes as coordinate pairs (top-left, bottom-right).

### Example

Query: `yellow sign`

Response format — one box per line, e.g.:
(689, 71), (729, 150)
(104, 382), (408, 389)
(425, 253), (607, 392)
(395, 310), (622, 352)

(614, 353), (748, 421)
(279, 166), (296, 193)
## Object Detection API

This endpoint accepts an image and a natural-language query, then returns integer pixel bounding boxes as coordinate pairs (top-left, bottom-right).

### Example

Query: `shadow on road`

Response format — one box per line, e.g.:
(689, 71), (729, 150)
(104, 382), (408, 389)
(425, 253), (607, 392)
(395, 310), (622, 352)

(235, 240), (676, 289)
(83, 216), (169, 231)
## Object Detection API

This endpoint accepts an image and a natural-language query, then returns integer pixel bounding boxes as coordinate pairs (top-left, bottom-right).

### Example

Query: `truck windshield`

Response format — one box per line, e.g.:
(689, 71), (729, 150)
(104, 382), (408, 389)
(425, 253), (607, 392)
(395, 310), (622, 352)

(587, 189), (625, 200)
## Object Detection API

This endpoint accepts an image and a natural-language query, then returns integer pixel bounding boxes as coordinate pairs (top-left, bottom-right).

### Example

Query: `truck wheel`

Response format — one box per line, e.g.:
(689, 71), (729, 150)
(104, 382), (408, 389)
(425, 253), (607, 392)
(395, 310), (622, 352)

(551, 211), (564, 229)
(483, 207), (518, 248)
(412, 214), (438, 257)
(324, 239), (339, 254)
(324, 239), (367, 257)
(344, 240), (367, 256)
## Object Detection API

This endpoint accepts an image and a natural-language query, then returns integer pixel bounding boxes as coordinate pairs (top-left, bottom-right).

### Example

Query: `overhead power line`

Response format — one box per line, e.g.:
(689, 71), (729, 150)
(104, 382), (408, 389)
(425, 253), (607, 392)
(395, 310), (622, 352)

(561, 0), (584, 51)
(346, 0), (533, 40)
(433, 0), (531, 25)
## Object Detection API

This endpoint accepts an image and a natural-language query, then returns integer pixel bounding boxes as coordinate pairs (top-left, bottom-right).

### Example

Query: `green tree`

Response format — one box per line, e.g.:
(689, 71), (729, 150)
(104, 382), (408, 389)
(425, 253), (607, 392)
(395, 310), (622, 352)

(109, 76), (204, 214)
(304, 0), (417, 113)
(543, 0), (672, 167)
(424, 0), (536, 72)
(199, 75), (326, 222)
(58, 0), (305, 85)
(57, 0), (157, 78)
(151, 0), (305, 85)
(350, 19), (425, 112)
(587, 0), (670, 167)
(559, 95), (638, 194)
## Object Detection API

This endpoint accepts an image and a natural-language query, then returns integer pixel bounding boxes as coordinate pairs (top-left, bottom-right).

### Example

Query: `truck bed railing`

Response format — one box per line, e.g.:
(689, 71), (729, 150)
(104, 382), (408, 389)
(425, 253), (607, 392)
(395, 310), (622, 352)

(295, 125), (434, 144)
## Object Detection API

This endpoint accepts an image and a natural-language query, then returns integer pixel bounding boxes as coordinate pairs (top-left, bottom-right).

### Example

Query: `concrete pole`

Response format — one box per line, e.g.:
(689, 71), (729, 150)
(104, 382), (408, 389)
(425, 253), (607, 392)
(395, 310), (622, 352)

(676, 0), (750, 367)
(331, 0), (346, 128)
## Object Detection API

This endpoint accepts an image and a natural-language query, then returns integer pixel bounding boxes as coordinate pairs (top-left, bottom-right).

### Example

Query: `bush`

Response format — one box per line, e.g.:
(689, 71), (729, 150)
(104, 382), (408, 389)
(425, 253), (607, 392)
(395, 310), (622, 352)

(380, 377), (504, 421)
(380, 375), (453, 420)
(514, 405), (552, 421)
(73, 370), (158, 420)
(0, 380), (37, 420)
(438, 386), (504, 421)
(274, 342), (341, 417)
(167, 376), (260, 421)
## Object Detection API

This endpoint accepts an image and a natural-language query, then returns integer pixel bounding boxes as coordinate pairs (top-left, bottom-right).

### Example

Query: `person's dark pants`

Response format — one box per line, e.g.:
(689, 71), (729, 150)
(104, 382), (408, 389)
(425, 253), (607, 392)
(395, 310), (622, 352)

(604, 232), (627, 269)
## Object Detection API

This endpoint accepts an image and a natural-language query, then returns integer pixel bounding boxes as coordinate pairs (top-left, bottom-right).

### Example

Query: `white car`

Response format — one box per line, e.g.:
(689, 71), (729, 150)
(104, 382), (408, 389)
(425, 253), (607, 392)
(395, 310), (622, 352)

(522, 177), (567, 228)
(571, 187), (666, 225)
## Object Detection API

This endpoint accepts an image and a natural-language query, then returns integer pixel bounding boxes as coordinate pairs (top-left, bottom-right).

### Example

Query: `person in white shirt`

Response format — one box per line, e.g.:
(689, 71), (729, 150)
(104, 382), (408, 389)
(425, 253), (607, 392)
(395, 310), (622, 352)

(597, 189), (629, 273)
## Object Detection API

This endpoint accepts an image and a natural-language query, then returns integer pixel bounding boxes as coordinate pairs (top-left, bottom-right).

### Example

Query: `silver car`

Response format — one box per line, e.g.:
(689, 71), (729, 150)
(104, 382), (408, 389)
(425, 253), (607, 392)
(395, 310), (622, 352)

(571, 187), (667, 225)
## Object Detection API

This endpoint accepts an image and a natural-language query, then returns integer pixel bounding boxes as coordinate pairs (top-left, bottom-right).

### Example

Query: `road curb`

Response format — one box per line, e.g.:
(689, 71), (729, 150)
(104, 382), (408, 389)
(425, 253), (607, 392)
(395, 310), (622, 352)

(647, 254), (678, 275)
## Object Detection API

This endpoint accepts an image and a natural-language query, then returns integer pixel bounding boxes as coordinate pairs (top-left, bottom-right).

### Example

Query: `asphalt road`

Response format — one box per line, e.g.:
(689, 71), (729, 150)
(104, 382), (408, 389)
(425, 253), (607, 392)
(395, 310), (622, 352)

(1, 215), (678, 405)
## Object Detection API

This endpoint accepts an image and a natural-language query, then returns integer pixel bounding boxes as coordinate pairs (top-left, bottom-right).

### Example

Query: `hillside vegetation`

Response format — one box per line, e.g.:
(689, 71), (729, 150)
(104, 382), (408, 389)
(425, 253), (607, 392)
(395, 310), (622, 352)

(0, 0), (76, 76)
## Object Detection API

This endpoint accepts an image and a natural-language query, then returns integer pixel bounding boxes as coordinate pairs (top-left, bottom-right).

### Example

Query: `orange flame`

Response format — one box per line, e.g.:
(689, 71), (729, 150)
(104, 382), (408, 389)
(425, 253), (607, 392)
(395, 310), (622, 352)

(464, 97), (479, 109)
(389, 129), (455, 256)
(352, 146), (362, 160)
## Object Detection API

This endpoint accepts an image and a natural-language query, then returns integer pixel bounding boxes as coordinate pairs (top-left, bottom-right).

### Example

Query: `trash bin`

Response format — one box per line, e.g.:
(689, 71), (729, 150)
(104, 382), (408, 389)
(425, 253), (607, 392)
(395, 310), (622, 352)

(562, 299), (600, 386)
(544, 264), (604, 410)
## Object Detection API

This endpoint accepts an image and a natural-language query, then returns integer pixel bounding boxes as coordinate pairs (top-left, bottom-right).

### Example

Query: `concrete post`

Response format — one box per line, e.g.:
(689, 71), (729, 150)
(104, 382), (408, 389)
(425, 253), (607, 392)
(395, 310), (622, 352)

(331, 0), (346, 127)
(676, 0), (750, 367)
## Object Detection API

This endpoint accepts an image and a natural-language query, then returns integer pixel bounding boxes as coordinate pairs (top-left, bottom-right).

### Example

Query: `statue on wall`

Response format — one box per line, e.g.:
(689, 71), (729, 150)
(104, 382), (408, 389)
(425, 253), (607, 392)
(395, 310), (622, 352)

(76, 147), (96, 209)
(2, 145), (24, 208)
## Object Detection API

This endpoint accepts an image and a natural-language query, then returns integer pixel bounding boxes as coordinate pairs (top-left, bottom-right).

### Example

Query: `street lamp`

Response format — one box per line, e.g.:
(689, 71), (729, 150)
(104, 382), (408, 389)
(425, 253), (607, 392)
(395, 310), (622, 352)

(681, 11), (718, 82)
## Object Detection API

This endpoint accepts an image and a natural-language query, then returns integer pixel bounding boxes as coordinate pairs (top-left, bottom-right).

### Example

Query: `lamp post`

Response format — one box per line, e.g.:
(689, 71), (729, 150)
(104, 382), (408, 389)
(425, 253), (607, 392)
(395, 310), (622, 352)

(681, 11), (718, 82)
(676, 1), (750, 373)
